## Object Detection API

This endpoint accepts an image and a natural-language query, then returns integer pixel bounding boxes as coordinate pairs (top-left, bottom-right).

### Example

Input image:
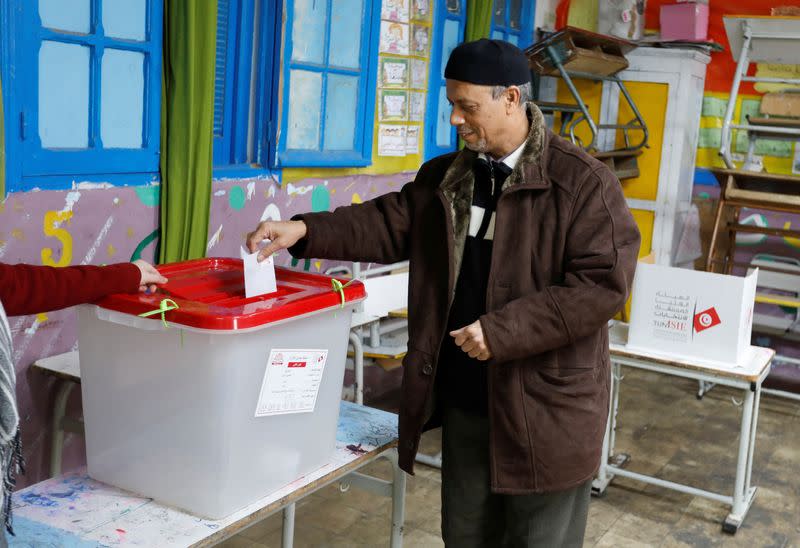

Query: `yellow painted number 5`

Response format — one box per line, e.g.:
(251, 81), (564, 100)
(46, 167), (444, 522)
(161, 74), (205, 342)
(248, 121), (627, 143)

(41, 210), (74, 267)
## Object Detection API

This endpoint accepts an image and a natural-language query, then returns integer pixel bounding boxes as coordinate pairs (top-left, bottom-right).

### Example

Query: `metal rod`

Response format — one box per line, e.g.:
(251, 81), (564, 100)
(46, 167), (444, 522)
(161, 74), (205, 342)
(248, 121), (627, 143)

(282, 503), (296, 548)
(749, 32), (800, 40)
(414, 451), (442, 469)
(614, 79), (649, 150)
(389, 449), (406, 548)
(732, 387), (755, 513)
(349, 331), (364, 405)
(609, 362), (621, 457)
(730, 124), (800, 136)
(362, 261), (409, 277)
(606, 466), (733, 505)
(720, 21), (753, 168)
(762, 387), (800, 402)
(744, 385), (761, 492)
(547, 45), (598, 150)
(597, 365), (616, 485)
(50, 381), (75, 477)
(741, 76), (800, 84)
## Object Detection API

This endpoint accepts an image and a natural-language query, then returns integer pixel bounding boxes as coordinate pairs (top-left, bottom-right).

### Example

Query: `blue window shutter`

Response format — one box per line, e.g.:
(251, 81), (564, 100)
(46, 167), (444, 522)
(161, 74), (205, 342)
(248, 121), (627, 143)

(275, 0), (379, 167)
(214, 0), (229, 138)
(424, 0), (466, 160)
(5, 0), (163, 191)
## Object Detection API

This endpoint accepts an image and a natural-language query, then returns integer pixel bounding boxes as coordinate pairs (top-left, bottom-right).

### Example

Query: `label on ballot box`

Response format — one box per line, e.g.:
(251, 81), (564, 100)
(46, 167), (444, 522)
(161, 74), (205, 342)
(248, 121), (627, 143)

(255, 349), (328, 417)
(628, 263), (758, 367)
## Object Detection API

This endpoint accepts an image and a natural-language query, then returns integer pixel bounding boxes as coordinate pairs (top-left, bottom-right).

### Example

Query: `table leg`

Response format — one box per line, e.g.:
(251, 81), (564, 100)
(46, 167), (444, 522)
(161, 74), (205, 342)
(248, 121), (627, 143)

(282, 503), (296, 548)
(724, 384), (758, 533)
(414, 451), (442, 469)
(389, 449), (406, 548)
(349, 331), (364, 405)
(50, 381), (76, 477)
(593, 362), (619, 496)
(744, 384), (761, 492)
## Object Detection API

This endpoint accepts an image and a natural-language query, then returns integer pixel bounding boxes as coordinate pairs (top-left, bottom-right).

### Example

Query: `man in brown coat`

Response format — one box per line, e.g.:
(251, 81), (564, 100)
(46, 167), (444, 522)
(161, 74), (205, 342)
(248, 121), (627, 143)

(247, 39), (640, 547)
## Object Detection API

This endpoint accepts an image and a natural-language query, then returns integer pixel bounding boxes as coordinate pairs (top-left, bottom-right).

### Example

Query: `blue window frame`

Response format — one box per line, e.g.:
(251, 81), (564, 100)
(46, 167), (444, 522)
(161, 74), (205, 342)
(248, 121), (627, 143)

(213, 0), (280, 171)
(423, 0), (466, 160)
(490, 0), (535, 49)
(423, 0), (536, 160)
(1, 0), (163, 192)
(275, 0), (380, 168)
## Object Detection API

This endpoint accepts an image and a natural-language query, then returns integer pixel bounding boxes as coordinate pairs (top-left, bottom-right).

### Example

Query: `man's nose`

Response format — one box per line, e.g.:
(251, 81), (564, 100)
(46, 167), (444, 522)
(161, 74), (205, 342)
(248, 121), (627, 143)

(450, 110), (465, 126)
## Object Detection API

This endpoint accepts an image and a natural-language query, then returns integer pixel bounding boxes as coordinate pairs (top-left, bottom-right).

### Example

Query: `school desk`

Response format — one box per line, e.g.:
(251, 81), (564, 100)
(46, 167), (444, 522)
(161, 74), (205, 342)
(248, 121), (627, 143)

(592, 322), (774, 534)
(25, 352), (405, 547)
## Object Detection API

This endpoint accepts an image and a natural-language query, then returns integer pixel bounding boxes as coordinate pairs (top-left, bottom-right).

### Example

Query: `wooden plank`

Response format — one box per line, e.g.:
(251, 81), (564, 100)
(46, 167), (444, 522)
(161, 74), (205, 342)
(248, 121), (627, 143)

(535, 101), (584, 113)
(388, 308), (408, 319)
(755, 293), (800, 308)
(747, 116), (800, 129)
(592, 149), (644, 159)
(725, 187), (800, 206)
(710, 167), (800, 185)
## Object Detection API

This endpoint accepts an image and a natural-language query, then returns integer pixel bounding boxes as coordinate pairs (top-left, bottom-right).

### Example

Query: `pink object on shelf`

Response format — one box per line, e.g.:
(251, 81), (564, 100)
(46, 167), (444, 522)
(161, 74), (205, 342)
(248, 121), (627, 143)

(659, 2), (710, 41)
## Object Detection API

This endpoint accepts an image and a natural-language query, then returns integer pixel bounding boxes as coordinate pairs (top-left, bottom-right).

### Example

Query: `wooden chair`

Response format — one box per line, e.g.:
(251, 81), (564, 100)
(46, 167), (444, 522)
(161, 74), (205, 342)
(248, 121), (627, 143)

(706, 168), (800, 274)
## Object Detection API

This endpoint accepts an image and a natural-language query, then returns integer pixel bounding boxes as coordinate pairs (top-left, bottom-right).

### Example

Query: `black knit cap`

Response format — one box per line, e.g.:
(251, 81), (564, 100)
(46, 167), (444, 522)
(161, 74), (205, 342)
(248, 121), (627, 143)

(444, 38), (531, 86)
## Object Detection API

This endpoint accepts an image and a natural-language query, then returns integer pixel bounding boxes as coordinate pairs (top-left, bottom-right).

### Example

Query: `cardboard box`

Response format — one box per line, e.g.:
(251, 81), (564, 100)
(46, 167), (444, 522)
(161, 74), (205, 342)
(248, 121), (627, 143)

(660, 3), (709, 41)
(628, 263), (758, 367)
(760, 91), (800, 118)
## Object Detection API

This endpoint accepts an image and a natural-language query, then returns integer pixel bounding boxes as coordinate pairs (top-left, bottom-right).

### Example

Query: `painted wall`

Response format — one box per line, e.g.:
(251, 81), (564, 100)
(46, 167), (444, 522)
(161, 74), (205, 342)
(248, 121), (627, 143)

(2, 169), (414, 488)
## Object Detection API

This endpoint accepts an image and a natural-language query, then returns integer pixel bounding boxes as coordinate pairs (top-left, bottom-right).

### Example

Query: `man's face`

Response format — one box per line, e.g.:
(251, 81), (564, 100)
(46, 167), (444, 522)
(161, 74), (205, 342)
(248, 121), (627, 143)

(446, 79), (512, 154)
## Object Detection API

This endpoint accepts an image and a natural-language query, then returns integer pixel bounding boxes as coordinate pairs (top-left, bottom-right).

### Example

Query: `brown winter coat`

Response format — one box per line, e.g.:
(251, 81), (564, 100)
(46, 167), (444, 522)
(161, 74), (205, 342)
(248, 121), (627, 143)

(290, 104), (641, 493)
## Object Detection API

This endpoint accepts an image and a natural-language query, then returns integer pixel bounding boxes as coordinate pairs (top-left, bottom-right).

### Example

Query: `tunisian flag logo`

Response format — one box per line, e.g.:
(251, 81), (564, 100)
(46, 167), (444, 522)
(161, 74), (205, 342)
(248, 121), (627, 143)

(694, 307), (721, 333)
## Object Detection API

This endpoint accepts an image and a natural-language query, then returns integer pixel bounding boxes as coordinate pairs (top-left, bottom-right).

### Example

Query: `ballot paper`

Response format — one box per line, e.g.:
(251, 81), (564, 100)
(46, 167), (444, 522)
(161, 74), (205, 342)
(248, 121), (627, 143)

(240, 246), (277, 298)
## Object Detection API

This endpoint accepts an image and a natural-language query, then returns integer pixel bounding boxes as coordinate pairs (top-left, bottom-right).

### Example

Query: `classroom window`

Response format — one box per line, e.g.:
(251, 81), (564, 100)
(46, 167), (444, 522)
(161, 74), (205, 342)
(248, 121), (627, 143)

(213, 0), (280, 169)
(275, 0), (380, 167)
(423, 0), (536, 159)
(423, 0), (466, 159)
(490, 0), (535, 48)
(0, 0), (163, 191)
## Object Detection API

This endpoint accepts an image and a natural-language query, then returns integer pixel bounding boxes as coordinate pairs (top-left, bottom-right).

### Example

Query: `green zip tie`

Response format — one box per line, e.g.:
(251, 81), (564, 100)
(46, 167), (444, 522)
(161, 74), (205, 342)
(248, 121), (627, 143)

(138, 298), (179, 328)
(331, 278), (355, 308)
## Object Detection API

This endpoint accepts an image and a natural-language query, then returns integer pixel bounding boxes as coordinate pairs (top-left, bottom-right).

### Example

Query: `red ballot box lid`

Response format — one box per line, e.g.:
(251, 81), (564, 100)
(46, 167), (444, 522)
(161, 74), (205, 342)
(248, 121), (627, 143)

(95, 258), (366, 330)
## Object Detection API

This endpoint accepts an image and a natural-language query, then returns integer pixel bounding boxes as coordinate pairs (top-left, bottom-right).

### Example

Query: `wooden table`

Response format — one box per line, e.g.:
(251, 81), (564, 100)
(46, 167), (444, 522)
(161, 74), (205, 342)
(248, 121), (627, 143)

(593, 322), (774, 534)
(25, 352), (405, 547)
(11, 401), (404, 547)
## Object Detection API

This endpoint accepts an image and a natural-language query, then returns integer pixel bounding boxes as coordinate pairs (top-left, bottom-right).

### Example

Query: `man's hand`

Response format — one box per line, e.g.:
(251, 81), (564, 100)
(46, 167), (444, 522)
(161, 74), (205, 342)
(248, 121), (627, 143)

(246, 220), (308, 262)
(133, 259), (168, 293)
(450, 320), (492, 361)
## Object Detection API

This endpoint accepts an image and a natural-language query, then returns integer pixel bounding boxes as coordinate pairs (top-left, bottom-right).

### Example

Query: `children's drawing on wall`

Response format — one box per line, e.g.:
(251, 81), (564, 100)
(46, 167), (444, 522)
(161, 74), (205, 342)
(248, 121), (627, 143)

(378, 124), (407, 156)
(406, 126), (421, 154)
(409, 91), (425, 122)
(380, 89), (408, 121)
(381, 0), (409, 23)
(380, 21), (410, 55)
(411, 0), (430, 21)
(379, 57), (409, 88)
(410, 25), (430, 57)
(410, 59), (428, 89)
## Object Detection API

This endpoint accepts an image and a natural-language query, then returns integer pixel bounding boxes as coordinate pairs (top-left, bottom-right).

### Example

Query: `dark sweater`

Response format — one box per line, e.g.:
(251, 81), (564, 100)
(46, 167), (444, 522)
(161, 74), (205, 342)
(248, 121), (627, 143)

(437, 157), (512, 415)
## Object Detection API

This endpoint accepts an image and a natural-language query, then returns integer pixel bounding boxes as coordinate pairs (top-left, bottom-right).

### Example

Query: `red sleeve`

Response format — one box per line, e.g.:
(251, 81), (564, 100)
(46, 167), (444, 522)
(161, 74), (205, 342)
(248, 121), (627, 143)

(0, 262), (142, 316)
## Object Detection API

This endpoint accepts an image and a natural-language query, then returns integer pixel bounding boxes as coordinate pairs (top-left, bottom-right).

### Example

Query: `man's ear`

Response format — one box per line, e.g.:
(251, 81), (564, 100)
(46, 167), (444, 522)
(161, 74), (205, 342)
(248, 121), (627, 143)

(505, 86), (521, 113)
